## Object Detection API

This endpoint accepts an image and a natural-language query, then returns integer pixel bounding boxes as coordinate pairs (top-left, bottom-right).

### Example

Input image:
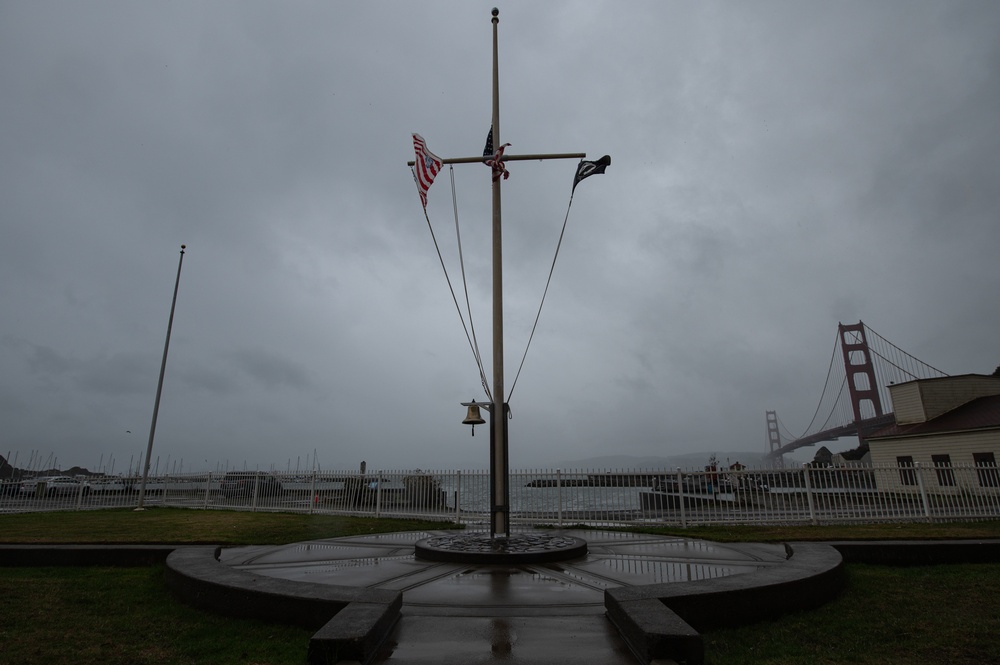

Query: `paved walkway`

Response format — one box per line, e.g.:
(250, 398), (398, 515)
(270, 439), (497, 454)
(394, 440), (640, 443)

(220, 529), (790, 664)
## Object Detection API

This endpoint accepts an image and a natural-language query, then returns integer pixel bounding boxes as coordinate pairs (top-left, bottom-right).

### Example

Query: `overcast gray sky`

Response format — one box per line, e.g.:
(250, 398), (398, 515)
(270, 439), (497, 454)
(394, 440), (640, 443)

(2, 1), (998, 475)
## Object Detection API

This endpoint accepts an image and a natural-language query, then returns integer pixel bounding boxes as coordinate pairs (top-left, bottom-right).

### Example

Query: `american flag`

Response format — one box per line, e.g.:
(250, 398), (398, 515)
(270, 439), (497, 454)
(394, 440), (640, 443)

(483, 127), (511, 182)
(412, 133), (442, 208)
(483, 127), (494, 157)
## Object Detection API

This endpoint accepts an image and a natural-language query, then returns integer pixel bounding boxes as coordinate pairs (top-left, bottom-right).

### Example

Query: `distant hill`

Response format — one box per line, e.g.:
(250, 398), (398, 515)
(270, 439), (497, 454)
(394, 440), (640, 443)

(549, 451), (809, 470)
(0, 460), (97, 479)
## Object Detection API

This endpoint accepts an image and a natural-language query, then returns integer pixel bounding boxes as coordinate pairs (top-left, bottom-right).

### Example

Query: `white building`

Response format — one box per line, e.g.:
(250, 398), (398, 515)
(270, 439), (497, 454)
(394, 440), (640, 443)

(867, 374), (1000, 493)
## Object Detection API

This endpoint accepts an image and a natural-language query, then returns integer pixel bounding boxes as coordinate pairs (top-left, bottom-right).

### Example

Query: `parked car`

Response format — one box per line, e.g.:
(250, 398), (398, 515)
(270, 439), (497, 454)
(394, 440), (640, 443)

(89, 477), (136, 494)
(734, 475), (770, 492)
(1, 480), (22, 496)
(219, 471), (285, 498)
(19, 476), (90, 497)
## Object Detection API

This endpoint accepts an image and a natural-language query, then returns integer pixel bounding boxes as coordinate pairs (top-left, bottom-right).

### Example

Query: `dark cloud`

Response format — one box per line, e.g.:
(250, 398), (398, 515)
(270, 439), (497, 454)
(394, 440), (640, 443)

(1, 2), (998, 472)
(226, 349), (313, 391)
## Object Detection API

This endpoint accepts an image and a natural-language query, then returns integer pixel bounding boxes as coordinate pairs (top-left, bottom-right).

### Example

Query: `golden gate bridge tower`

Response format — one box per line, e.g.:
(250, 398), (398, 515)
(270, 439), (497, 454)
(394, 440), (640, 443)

(767, 320), (948, 465)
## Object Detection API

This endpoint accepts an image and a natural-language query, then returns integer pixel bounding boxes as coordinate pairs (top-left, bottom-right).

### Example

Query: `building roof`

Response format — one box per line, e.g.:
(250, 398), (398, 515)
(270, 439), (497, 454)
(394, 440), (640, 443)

(870, 394), (1000, 439)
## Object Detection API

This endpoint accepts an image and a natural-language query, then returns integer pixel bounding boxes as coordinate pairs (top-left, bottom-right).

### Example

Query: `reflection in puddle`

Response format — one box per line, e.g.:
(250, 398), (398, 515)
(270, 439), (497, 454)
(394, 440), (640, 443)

(490, 618), (514, 658)
(592, 556), (757, 583)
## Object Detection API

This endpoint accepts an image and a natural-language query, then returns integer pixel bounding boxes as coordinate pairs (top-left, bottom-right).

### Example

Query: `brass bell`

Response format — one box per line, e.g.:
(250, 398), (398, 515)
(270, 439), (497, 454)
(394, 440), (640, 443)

(462, 401), (485, 436)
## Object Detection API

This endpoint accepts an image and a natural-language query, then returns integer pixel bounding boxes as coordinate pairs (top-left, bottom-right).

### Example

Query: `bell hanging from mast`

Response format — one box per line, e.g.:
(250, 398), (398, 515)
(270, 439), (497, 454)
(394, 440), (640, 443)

(462, 400), (486, 436)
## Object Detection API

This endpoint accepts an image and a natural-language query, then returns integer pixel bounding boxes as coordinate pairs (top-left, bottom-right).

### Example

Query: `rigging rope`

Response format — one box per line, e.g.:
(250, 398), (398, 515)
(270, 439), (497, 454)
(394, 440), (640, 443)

(507, 189), (578, 403)
(419, 171), (492, 402)
(419, 162), (587, 408)
(449, 167), (492, 402)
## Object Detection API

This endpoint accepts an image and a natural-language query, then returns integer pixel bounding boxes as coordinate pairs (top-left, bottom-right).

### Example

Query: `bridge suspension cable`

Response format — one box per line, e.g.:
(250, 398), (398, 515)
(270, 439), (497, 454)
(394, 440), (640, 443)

(864, 323), (948, 413)
(786, 330), (850, 441)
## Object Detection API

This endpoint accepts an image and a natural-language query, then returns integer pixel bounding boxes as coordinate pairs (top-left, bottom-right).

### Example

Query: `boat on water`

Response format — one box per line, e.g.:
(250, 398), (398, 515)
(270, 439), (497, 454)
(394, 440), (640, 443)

(638, 473), (770, 511)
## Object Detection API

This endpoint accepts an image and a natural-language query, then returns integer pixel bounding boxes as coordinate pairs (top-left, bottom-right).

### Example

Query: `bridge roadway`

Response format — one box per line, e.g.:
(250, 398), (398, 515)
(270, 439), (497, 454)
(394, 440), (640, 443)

(766, 413), (896, 459)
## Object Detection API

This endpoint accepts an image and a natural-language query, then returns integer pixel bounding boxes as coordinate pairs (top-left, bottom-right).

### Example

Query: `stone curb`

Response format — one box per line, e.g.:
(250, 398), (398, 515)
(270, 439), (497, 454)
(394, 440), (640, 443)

(828, 538), (1000, 565)
(602, 539), (1000, 665)
(0, 544), (181, 567)
(606, 542), (846, 665)
(605, 596), (703, 665)
(164, 547), (400, 665)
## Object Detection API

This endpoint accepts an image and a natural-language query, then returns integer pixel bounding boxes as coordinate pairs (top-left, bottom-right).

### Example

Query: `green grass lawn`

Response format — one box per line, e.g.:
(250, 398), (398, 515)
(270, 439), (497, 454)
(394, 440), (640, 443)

(1, 565), (312, 665)
(1, 509), (998, 664)
(0, 507), (461, 545)
(704, 563), (1000, 665)
(4, 507), (998, 545)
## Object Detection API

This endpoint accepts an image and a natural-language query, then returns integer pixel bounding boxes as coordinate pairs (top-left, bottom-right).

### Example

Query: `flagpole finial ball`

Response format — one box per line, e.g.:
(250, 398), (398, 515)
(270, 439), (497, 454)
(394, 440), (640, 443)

(492, 8), (499, 18)
(180, 244), (186, 250)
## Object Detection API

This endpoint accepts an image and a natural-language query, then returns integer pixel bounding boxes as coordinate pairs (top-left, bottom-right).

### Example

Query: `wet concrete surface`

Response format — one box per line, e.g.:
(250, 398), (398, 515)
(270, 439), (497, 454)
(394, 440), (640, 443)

(374, 615), (638, 664)
(220, 530), (788, 664)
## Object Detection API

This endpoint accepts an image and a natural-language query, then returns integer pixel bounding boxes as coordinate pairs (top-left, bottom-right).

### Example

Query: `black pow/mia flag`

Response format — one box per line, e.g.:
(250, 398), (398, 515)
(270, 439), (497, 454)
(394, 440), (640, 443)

(572, 155), (611, 192)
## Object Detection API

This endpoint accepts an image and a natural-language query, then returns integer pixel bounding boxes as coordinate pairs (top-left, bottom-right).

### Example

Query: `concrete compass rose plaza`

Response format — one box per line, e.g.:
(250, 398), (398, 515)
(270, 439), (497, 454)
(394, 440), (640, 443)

(159, 529), (845, 664)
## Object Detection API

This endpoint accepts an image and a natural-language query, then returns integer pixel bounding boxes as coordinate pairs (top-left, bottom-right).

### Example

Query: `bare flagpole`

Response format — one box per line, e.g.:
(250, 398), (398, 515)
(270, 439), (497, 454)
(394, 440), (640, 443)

(489, 7), (509, 539)
(136, 244), (186, 510)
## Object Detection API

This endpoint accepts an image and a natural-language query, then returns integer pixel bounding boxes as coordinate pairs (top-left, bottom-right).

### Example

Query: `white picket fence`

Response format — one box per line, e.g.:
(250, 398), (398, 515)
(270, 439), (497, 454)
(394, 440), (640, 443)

(2, 463), (998, 527)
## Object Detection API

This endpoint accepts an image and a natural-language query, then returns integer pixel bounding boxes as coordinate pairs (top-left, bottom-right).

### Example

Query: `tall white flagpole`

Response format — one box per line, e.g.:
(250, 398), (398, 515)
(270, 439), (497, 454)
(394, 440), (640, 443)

(136, 244), (186, 510)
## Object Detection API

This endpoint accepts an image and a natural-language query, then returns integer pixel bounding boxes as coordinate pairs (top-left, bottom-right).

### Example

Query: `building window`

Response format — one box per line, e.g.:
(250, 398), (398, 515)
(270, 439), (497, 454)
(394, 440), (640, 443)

(897, 456), (916, 486)
(931, 454), (955, 486)
(973, 452), (999, 488)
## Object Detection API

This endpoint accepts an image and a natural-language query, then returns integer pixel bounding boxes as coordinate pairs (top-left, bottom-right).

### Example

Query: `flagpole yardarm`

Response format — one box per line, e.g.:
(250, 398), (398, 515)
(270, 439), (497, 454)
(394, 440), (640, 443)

(407, 152), (586, 167)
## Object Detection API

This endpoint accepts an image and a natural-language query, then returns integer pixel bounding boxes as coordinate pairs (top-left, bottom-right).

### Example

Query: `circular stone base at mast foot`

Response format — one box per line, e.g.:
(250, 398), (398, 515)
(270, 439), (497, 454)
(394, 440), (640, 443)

(414, 532), (588, 564)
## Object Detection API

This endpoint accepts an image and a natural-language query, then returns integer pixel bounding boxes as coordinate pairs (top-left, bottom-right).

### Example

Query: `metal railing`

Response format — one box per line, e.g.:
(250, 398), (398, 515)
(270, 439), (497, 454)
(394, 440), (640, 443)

(1, 463), (998, 527)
